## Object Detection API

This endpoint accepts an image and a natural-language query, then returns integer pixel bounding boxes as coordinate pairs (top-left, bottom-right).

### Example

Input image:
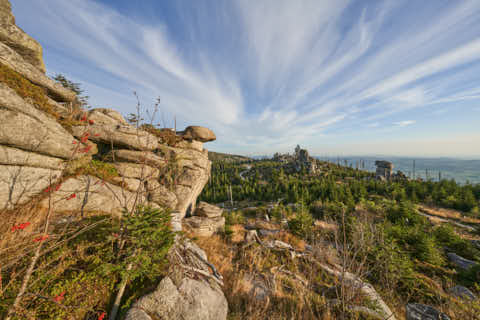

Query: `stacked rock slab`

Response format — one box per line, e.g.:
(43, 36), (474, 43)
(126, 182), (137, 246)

(0, 1), (77, 209)
(184, 201), (225, 237)
(0, 0), (45, 72)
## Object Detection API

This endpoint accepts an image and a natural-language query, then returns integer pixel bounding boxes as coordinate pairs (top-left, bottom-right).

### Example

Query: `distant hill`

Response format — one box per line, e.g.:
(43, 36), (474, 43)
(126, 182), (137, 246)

(208, 151), (252, 162)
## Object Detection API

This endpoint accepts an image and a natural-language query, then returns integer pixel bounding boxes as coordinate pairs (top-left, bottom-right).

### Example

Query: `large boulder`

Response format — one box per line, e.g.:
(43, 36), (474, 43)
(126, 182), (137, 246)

(195, 201), (223, 218)
(448, 285), (477, 300)
(0, 42), (74, 102)
(126, 241), (227, 320)
(184, 216), (225, 237)
(447, 252), (476, 270)
(0, 84), (78, 159)
(406, 303), (450, 320)
(0, 0), (46, 73)
(126, 277), (227, 320)
(180, 126), (216, 142)
(71, 124), (158, 151)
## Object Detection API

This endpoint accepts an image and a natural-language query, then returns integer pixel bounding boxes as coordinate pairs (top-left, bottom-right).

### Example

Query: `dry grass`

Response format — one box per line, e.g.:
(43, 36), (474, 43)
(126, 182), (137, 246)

(419, 205), (480, 225)
(194, 230), (352, 320)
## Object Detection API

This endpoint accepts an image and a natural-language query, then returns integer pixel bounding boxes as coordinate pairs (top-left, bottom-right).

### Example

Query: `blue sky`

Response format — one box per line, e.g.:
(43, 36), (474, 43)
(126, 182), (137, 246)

(11, 0), (480, 158)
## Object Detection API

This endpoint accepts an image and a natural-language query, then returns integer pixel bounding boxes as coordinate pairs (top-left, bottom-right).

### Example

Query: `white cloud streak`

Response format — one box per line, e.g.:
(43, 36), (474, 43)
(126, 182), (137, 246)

(11, 0), (480, 156)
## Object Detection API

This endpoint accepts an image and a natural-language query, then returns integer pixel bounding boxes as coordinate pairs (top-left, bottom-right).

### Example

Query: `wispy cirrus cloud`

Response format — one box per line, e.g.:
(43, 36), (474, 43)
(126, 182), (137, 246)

(11, 0), (480, 156)
(393, 120), (416, 127)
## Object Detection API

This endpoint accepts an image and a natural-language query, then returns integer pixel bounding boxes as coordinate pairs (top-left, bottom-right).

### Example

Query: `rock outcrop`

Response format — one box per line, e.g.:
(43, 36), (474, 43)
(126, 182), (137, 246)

(405, 303), (450, 320)
(0, 0), (45, 72)
(0, 2), (226, 319)
(126, 240), (228, 320)
(375, 160), (394, 180)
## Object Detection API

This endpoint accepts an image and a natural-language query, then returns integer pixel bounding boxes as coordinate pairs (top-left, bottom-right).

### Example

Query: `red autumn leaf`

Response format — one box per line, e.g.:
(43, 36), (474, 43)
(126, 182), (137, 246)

(11, 222), (31, 232)
(66, 193), (76, 200)
(55, 184), (62, 191)
(53, 291), (65, 302)
(34, 235), (49, 242)
(72, 140), (77, 145)
(98, 312), (106, 320)
(18, 222), (31, 230)
(80, 115), (87, 121)
(44, 186), (51, 193)
(88, 120), (94, 125)
(94, 133), (100, 136)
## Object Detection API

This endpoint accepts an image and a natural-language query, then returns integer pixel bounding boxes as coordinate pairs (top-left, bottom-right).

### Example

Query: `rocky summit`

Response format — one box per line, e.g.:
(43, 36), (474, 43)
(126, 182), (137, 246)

(1, 1), (480, 320)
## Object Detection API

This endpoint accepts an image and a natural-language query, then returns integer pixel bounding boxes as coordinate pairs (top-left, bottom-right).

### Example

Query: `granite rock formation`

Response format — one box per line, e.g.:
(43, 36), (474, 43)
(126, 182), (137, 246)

(0, 2), (227, 318)
(375, 160), (394, 180)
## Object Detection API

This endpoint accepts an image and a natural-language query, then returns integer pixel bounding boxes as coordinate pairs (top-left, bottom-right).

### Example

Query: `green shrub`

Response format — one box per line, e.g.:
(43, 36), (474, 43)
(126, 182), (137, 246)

(433, 224), (479, 260)
(288, 211), (314, 239)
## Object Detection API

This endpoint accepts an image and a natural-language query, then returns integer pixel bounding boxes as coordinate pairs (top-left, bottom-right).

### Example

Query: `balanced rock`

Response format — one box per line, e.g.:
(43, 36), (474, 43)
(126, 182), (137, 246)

(180, 126), (216, 142)
(406, 303), (450, 320)
(195, 201), (223, 218)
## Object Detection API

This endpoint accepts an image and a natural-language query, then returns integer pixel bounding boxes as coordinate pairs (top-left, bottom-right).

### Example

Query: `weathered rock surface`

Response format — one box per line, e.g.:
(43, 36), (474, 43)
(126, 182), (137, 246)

(0, 42), (74, 102)
(111, 149), (167, 167)
(195, 201), (223, 218)
(448, 285), (477, 300)
(405, 303), (450, 320)
(0, 84), (78, 159)
(180, 126), (216, 142)
(175, 139), (204, 152)
(72, 124), (158, 151)
(447, 252), (476, 270)
(113, 162), (159, 180)
(39, 176), (144, 217)
(0, 0), (45, 72)
(128, 277), (227, 320)
(0, 145), (64, 170)
(0, 6), (225, 318)
(147, 182), (178, 209)
(85, 108), (128, 125)
(0, 165), (61, 209)
(126, 241), (227, 320)
(184, 216), (225, 237)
